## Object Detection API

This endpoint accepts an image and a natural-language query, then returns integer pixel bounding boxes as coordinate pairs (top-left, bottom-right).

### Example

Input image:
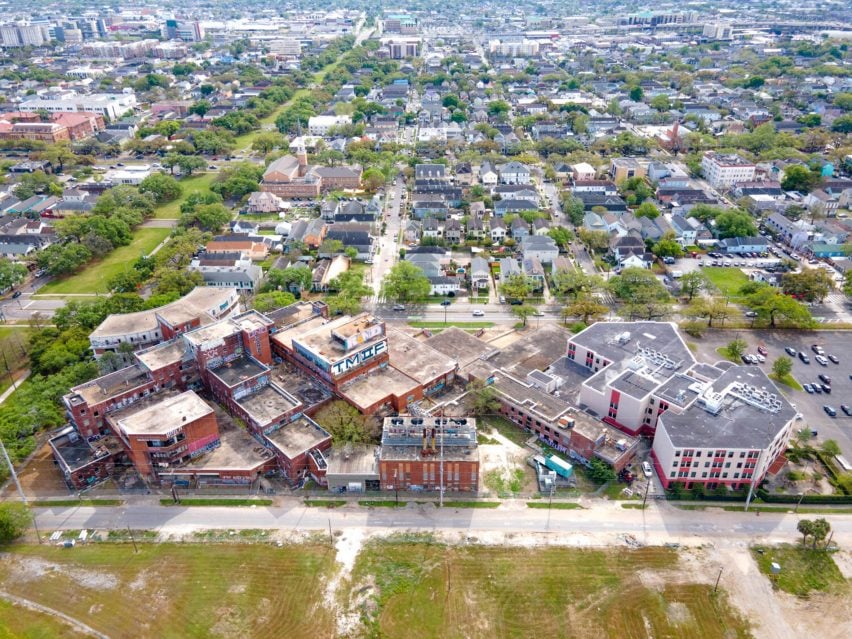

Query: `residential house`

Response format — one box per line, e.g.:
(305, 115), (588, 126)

(765, 212), (811, 249)
(571, 162), (596, 181)
(499, 257), (522, 285)
(718, 236), (769, 255)
(497, 161), (531, 185)
(325, 224), (373, 260)
(804, 190), (839, 218)
(572, 179), (618, 195)
(532, 218), (550, 236)
(522, 257), (545, 292)
(444, 218), (463, 245)
(189, 252), (263, 293)
(479, 161), (498, 186)
(521, 235), (559, 264)
(411, 196), (449, 219)
(611, 231), (649, 267)
(494, 199), (536, 217)
(467, 215), (486, 240)
(206, 235), (269, 261)
(429, 275), (461, 296)
(246, 191), (284, 214)
(610, 158), (647, 183)
(422, 217), (442, 240)
(470, 256), (491, 291)
(490, 218), (508, 244)
(403, 220), (422, 244)
(494, 185), (539, 204)
(510, 218), (530, 241)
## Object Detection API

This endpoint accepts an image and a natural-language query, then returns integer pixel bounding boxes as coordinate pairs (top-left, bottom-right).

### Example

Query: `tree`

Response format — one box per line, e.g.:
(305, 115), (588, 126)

(313, 400), (374, 443)
(725, 338), (747, 361)
(251, 132), (285, 154)
(263, 266), (312, 293)
(744, 284), (813, 327)
(650, 94), (670, 111)
(381, 261), (431, 302)
(318, 239), (344, 256)
(548, 226), (573, 249)
(609, 268), (673, 320)
(551, 270), (602, 300)
(810, 518), (830, 550)
(500, 273), (531, 302)
(151, 268), (202, 296)
(252, 291), (296, 313)
(577, 228), (610, 253)
(179, 202), (230, 232)
(652, 232), (684, 258)
(772, 356), (793, 379)
(38, 142), (76, 173)
(563, 296), (608, 324)
(714, 210), (757, 239)
(510, 304), (536, 327)
(561, 194), (586, 226)
(0, 258), (27, 290)
(188, 99), (211, 116)
(139, 173), (182, 203)
(587, 457), (616, 483)
(211, 162), (264, 200)
(781, 269), (834, 303)
(635, 201), (660, 219)
(0, 502), (30, 544)
(797, 519), (814, 546)
(821, 439), (842, 457)
(679, 271), (709, 301)
(361, 167), (385, 194)
(628, 86), (643, 102)
(781, 165), (820, 193)
(175, 155), (207, 177)
(831, 114), (852, 134)
(466, 378), (500, 415)
(487, 100), (510, 117)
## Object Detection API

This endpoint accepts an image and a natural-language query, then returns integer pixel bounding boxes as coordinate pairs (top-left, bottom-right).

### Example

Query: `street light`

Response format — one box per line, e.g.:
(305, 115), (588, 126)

(795, 491), (805, 513)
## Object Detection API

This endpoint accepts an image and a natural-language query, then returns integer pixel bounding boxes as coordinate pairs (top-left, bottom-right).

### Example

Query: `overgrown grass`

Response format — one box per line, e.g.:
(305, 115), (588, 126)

(440, 500), (500, 508)
(37, 228), (171, 294)
(347, 543), (751, 638)
(31, 499), (123, 507)
(160, 498), (273, 507)
(526, 501), (582, 509)
(751, 544), (846, 596)
(621, 503), (648, 510)
(485, 467), (526, 497)
(481, 416), (532, 448)
(716, 345), (741, 364)
(304, 499), (347, 508)
(0, 543), (336, 637)
(0, 597), (91, 638)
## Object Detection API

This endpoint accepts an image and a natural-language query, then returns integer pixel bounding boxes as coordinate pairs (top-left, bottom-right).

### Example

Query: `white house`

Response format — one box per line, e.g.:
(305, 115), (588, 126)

(497, 161), (531, 185)
(701, 152), (756, 189)
(479, 161), (498, 186)
(307, 115), (352, 136)
(521, 235), (559, 264)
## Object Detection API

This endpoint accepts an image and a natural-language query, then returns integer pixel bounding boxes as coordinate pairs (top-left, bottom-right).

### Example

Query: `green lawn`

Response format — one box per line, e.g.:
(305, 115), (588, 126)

(440, 500), (500, 508)
(159, 498), (272, 507)
(527, 501), (582, 510)
(31, 499), (123, 507)
(37, 228), (171, 294)
(770, 372), (804, 391)
(0, 544), (336, 638)
(0, 327), (31, 396)
(408, 321), (494, 329)
(304, 499), (347, 508)
(153, 172), (218, 219)
(0, 598), (91, 638)
(702, 267), (751, 299)
(751, 544), (846, 596)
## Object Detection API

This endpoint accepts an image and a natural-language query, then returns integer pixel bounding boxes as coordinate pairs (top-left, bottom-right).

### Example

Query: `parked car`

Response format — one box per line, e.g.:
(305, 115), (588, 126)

(824, 405), (837, 417)
(11, 290), (21, 298)
(744, 311), (758, 318)
(757, 345), (768, 356)
(754, 353), (765, 363)
(798, 352), (810, 364)
(828, 354), (840, 364)
(822, 384), (832, 394)
(440, 300), (451, 307)
(642, 461), (652, 478)
(811, 344), (825, 355)
(392, 304), (406, 312)
(803, 384), (814, 394)
(842, 405), (852, 416)
(818, 374), (831, 385)
(472, 309), (485, 317)
(785, 347), (797, 357)
(813, 384), (822, 394)
(815, 355), (828, 366)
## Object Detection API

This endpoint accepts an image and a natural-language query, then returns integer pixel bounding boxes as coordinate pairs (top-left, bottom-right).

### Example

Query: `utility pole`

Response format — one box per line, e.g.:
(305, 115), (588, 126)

(127, 527), (138, 553)
(642, 478), (651, 509)
(795, 492), (804, 513)
(328, 518), (333, 547)
(714, 567), (723, 593)
(0, 438), (25, 502)
(439, 419), (444, 508)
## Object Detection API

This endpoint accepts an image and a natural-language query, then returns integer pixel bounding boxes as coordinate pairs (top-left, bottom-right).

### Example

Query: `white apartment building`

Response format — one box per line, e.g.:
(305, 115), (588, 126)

(19, 91), (137, 121)
(307, 115), (352, 136)
(701, 152), (756, 189)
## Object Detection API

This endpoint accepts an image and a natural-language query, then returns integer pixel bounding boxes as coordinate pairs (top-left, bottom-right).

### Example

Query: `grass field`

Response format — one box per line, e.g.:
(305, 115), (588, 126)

(160, 498), (273, 507)
(408, 321), (494, 329)
(751, 544), (846, 596)
(153, 172), (218, 219)
(527, 501), (582, 509)
(346, 542), (752, 639)
(0, 327), (31, 396)
(304, 499), (347, 508)
(769, 372), (804, 391)
(0, 544), (336, 639)
(702, 267), (751, 299)
(37, 228), (171, 295)
(0, 598), (91, 638)
(31, 499), (123, 507)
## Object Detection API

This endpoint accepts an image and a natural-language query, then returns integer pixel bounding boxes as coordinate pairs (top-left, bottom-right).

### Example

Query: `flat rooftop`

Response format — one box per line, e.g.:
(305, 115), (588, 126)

(490, 370), (572, 423)
(424, 327), (493, 368)
(115, 390), (213, 437)
(210, 355), (269, 387)
(49, 427), (122, 472)
(182, 318), (240, 348)
(135, 340), (189, 372)
(340, 366), (419, 411)
(265, 301), (318, 329)
(325, 444), (380, 477)
(382, 416), (477, 448)
(265, 417), (330, 459)
(485, 325), (571, 377)
(90, 287), (234, 339)
(271, 315), (328, 351)
(69, 364), (151, 407)
(173, 426), (272, 472)
(387, 328), (456, 385)
(295, 315), (386, 363)
(235, 383), (301, 427)
(380, 445), (479, 463)
(571, 322), (694, 373)
(661, 366), (797, 449)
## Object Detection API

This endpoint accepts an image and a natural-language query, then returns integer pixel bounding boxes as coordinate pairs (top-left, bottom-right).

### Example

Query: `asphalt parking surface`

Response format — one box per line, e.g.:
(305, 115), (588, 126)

(692, 330), (852, 458)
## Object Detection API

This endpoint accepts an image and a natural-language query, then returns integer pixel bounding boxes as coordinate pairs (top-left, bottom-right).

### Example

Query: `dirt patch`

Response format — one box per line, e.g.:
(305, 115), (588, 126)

(4, 555), (118, 591)
(666, 601), (694, 626)
(324, 528), (366, 637)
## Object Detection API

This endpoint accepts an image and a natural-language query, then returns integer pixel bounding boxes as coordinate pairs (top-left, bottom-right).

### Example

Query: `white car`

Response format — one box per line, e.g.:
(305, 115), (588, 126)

(642, 461), (653, 478)
(472, 309), (485, 317)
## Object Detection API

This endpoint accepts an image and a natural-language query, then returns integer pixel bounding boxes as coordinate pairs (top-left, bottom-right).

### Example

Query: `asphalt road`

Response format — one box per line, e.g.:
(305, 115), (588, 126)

(32, 500), (852, 547)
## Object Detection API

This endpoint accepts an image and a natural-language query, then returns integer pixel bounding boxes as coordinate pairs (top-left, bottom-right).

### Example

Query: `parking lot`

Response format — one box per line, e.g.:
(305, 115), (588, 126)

(692, 330), (852, 458)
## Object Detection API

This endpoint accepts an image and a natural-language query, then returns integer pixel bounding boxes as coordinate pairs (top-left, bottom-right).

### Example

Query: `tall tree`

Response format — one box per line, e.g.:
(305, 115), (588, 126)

(381, 261), (431, 302)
